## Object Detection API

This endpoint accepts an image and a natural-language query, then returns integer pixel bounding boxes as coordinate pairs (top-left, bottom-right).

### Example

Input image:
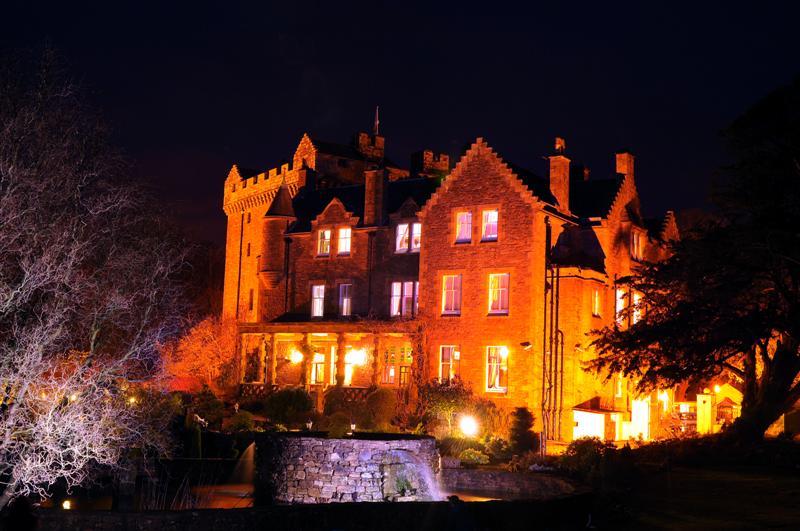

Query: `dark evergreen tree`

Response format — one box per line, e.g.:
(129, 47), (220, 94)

(509, 407), (537, 454)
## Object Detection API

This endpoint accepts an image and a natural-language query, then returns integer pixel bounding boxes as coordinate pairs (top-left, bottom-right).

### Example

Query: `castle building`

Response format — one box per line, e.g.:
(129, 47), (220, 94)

(221, 127), (681, 448)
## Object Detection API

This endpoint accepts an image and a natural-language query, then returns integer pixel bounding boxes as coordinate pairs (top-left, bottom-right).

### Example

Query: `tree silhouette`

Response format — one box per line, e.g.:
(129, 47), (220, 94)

(591, 77), (800, 442)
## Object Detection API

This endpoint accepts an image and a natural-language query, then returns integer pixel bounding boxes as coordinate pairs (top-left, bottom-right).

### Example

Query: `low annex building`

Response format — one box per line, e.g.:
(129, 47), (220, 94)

(221, 123), (721, 448)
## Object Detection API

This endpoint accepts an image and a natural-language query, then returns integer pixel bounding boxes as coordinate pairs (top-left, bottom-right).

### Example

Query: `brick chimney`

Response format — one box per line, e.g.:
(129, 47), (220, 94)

(615, 150), (635, 178)
(364, 168), (385, 226)
(355, 132), (385, 161)
(548, 137), (570, 212)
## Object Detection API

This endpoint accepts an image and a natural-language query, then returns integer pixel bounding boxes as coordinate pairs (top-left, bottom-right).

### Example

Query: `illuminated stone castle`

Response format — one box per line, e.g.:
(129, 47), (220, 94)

(221, 125), (685, 448)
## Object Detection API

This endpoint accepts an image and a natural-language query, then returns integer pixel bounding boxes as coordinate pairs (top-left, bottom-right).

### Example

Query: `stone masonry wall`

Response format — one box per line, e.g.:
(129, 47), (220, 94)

(254, 434), (439, 504)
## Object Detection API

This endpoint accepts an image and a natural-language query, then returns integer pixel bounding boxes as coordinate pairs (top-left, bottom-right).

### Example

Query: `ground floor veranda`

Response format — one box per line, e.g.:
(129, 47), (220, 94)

(235, 321), (743, 446)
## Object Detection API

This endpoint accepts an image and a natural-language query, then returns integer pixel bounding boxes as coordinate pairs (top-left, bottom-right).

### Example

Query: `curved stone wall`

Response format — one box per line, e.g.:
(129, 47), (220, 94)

(254, 433), (439, 504)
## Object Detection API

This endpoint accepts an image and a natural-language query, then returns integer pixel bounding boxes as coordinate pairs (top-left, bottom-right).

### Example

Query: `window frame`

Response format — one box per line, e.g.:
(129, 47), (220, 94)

(439, 345), (460, 382)
(317, 229), (332, 256)
(390, 281), (418, 318)
(337, 227), (352, 256)
(339, 283), (352, 317)
(455, 211), (472, 243)
(488, 273), (510, 315)
(481, 209), (499, 242)
(592, 287), (602, 317)
(410, 222), (422, 252)
(441, 274), (462, 316)
(486, 346), (508, 393)
(311, 284), (325, 317)
(395, 223), (410, 253)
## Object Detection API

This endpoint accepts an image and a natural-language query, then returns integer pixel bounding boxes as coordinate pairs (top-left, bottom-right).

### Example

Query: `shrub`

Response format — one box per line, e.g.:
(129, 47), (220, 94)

(561, 437), (614, 484)
(472, 398), (505, 438)
(228, 411), (255, 432)
(509, 407), (538, 454)
(484, 436), (512, 461)
(365, 388), (398, 428)
(238, 398), (264, 414)
(320, 411), (352, 438)
(264, 388), (313, 426)
(191, 386), (225, 429)
(323, 387), (353, 416)
(458, 448), (490, 466)
(438, 436), (484, 457)
(505, 450), (555, 472)
(418, 378), (473, 434)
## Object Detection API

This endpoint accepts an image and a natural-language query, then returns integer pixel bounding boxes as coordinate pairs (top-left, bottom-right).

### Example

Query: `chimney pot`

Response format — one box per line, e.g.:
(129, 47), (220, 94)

(615, 151), (635, 178)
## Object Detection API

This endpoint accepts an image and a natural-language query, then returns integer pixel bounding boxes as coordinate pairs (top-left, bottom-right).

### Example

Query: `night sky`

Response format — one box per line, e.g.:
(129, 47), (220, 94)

(4, 1), (798, 244)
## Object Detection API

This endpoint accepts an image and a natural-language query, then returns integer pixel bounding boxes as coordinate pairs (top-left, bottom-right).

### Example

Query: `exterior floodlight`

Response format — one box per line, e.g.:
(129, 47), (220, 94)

(713, 384), (721, 394)
(62, 500), (72, 510)
(520, 341), (532, 351)
(459, 415), (479, 437)
(289, 350), (304, 364)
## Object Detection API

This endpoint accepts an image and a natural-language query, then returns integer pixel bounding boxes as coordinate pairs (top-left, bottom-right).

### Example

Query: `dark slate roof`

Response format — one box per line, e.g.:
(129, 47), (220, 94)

(570, 177), (623, 218)
(265, 184), (295, 218)
(287, 177), (441, 233)
(310, 137), (366, 160)
(506, 163), (556, 205)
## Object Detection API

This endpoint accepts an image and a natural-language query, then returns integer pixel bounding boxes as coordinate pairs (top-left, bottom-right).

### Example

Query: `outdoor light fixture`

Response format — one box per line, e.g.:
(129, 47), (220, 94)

(61, 500), (72, 510)
(305, 420), (313, 430)
(713, 384), (721, 394)
(288, 350), (304, 364)
(459, 415), (479, 437)
(345, 348), (368, 366)
(499, 346), (509, 359)
(127, 396), (137, 405)
(69, 393), (78, 402)
(348, 423), (356, 435)
(520, 341), (532, 351)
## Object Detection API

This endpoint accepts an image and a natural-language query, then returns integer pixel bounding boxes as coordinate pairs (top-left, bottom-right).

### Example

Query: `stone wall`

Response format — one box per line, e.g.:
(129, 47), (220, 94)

(440, 468), (576, 499)
(254, 433), (439, 504)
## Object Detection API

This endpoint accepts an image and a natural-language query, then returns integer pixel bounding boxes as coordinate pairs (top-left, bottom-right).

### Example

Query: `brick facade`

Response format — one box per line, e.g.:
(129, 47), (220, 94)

(221, 131), (679, 447)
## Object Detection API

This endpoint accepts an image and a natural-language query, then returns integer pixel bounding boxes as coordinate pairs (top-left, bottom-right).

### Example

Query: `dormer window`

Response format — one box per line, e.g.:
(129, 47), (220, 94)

(411, 223), (421, 252)
(396, 223), (409, 253)
(317, 229), (331, 256)
(481, 209), (498, 241)
(631, 231), (644, 260)
(338, 227), (351, 255)
(396, 222), (422, 253)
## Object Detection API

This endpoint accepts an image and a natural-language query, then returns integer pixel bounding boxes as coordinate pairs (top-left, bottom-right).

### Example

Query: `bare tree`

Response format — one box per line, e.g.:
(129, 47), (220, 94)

(0, 52), (187, 507)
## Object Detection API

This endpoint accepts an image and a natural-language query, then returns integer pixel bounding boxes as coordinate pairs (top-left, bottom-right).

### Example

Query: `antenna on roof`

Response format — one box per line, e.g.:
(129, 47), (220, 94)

(373, 105), (380, 136)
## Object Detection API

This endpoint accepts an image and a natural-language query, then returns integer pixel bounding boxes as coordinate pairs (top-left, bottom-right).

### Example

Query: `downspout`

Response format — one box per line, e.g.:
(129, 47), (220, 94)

(541, 217), (551, 450)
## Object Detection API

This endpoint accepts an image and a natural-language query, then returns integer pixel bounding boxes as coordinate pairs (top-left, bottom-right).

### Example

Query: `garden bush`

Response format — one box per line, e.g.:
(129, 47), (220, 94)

(365, 387), (398, 428)
(264, 387), (313, 426)
(458, 448), (490, 466)
(323, 387), (354, 416)
(190, 386), (225, 429)
(228, 411), (255, 432)
(509, 407), (538, 454)
(319, 411), (352, 438)
(560, 436), (615, 484)
(484, 436), (512, 461)
(438, 436), (484, 457)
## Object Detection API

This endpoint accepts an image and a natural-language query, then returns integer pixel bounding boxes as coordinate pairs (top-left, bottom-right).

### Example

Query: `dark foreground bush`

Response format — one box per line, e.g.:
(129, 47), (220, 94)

(264, 388), (313, 427)
(509, 407), (538, 454)
(438, 436), (484, 457)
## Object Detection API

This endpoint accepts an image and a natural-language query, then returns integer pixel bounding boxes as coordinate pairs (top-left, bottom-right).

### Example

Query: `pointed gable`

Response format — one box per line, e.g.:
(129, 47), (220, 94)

(419, 138), (540, 219)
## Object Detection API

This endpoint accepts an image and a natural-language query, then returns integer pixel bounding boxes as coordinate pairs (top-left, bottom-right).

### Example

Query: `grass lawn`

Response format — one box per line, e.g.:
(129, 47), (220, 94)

(607, 465), (800, 530)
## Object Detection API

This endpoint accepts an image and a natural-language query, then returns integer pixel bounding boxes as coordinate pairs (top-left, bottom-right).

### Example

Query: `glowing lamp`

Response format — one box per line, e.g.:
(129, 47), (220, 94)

(459, 414), (479, 437)
(499, 346), (509, 359)
(288, 350), (304, 364)
(345, 348), (368, 366)
(312, 353), (325, 363)
(69, 393), (78, 402)
(128, 396), (137, 405)
(713, 384), (721, 394)
(62, 500), (72, 510)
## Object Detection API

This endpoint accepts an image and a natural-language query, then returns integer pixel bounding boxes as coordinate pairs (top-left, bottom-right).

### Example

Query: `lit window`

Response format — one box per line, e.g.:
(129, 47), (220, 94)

(439, 345), (460, 382)
(339, 284), (352, 316)
(486, 346), (508, 392)
(632, 291), (643, 324)
(395, 223), (410, 253)
(441, 274), (462, 315)
(338, 227), (351, 255)
(615, 287), (627, 326)
(311, 284), (325, 317)
(615, 374), (625, 398)
(455, 211), (472, 243)
(411, 222), (422, 252)
(399, 365), (410, 386)
(592, 288), (601, 317)
(311, 352), (326, 385)
(631, 231), (643, 260)
(382, 347), (397, 384)
(488, 273), (509, 314)
(481, 209), (498, 241)
(317, 229), (331, 256)
(390, 281), (417, 317)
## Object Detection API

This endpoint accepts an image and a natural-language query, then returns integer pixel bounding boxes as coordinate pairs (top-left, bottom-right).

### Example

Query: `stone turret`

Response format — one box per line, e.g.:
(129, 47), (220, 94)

(260, 184), (295, 289)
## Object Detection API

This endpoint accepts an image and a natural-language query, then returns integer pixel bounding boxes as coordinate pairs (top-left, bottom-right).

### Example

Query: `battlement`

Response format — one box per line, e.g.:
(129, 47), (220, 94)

(410, 149), (450, 177)
(223, 161), (309, 215)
